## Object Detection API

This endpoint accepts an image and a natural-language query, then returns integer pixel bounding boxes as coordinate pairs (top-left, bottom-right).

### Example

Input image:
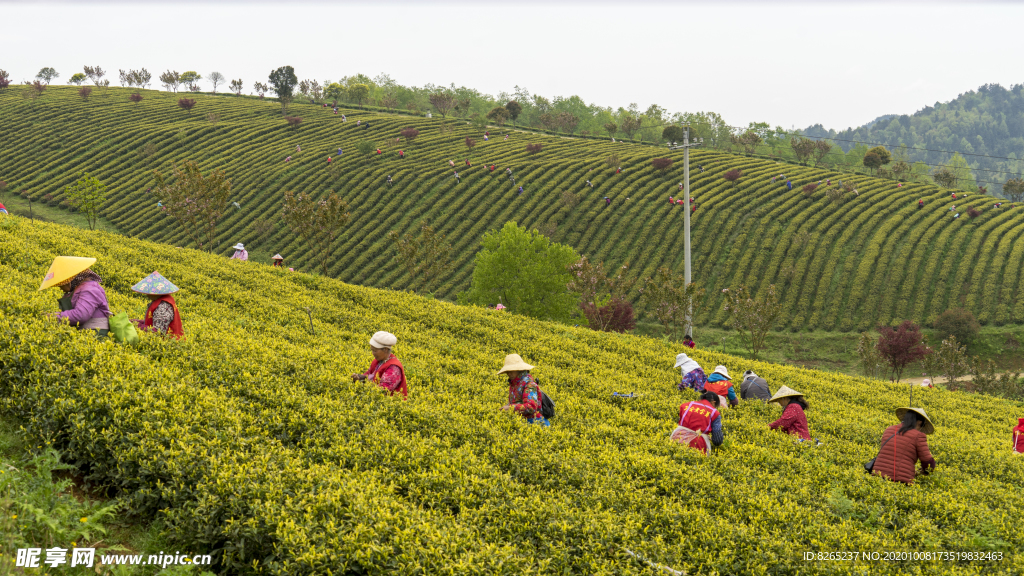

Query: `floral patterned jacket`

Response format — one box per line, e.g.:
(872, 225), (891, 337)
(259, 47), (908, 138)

(507, 373), (543, 420)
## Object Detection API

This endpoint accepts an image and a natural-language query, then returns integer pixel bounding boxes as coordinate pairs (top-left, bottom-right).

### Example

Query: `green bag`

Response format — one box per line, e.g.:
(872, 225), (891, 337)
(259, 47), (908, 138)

(109, 312), (139, 345)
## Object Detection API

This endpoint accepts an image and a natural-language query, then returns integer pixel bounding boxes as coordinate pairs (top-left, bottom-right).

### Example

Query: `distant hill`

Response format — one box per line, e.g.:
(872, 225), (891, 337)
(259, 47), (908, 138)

(802, 83), (1024, 196)
(3, 87), (1024, 330)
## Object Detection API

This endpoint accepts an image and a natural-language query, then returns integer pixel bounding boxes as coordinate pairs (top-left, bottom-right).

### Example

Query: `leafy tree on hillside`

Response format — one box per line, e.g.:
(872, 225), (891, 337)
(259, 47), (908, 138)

(722, 284), (782, 359)
(463, 222), (581, 322)
(464, 137), (476, 157)
(229, 79), (243, 96)
(722, 169), (742, 186)
(118, 69), (130, 87)
(812, 140), (833, 166)
(379, 91), (398, 110)
(856, 332), (887, 379)
(429, 92), (457, 118)
(253, 81), (268, 99)
(1003, 178), (1024, 202)
(0, 70), (10, 90)
(281, 190), (350, 276)
(356, 140), (374, 163)
(35, 67), (58, 85)
(652, 158), (673, 172)
(209, 71), (225, 93)
(348, 83), (370, 105)
(944, 152), (977, 190)
(603, 122), (618, 139)
(567, 257), (637, 333)
(128, 92), (143, 106)
(387, 221), (453, 294)
(934, 308), (980, 348)
(160, 70), (181, 93)
(455, 97), (473, 118)
(505, 100), (522, 126)
(77, 87), (92, 100)
(790, 137), (815, 165)
(180, 71), (202, 92)
(931, 167), (957, 188)
(63, 173), (106, 231)
(268, 65), (298, 99)
(862, 146), (891, 173)
(400, 128), (420, 144)
(929, 336), (969, 386)
(620, 115), (641, 141)
(876, 320), (928, 382)
(486, 106), (511, 126)
(151, 161), (233, 252)
(662, 125), (684, 144)
(69, 73), (86, 86)
(639, 267), (705, 339)
(177, 98), (197, 115)
(134, 68), (153, 89)
(83, 65), (106, 86)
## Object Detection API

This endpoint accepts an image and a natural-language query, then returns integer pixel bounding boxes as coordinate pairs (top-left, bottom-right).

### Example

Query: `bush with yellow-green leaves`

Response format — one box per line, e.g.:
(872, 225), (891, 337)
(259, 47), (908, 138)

(0, 217), (1022, 575)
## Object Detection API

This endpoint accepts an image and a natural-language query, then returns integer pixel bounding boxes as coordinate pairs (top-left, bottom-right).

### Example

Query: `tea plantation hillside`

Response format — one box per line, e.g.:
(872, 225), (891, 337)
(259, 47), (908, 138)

(3, 87), (1024, 331)
(1, 217), (1021, 575)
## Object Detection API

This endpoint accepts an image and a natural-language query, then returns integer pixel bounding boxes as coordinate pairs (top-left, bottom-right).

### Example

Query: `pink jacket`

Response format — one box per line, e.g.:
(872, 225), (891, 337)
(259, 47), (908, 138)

(58, 281), (111, 326)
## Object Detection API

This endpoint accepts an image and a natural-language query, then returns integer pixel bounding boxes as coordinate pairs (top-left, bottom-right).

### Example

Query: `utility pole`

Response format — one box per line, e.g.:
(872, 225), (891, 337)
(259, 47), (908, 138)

(682, 127), (702, 337)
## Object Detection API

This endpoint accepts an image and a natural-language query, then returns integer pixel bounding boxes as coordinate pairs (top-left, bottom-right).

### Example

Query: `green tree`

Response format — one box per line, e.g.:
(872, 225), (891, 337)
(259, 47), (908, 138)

(35, 67), (59, 85)
(504, 100), (522, 126)
(281, 190), (350, 276)
(862, 146), (891, 172)
(790, 137), (815, 164)
(63, 173), (106, 231)
(268, 65), (298, 99)
(662, 125), (684, 143)
(463, 222), (580, 322)
(933, 308), (981, 347)
(1004, 178), (1024, 202)
(486, 106), (511, 126)
(348, 83), (370, 105)
(566, 257), (636, 332)
(638, 267), (705, 338)
(68, 73), (86, 86)
(856, 332), (886, 379)
(722, 284), (782, 359)
(152, 161), (232, 252)
(179, 71), (202, 92)
(387, 222), (453, 294)
(945, 152), (977, 190)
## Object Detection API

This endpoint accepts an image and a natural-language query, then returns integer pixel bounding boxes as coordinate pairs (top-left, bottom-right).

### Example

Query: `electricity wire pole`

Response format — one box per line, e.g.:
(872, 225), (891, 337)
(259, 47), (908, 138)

(682, 127), (703, 338)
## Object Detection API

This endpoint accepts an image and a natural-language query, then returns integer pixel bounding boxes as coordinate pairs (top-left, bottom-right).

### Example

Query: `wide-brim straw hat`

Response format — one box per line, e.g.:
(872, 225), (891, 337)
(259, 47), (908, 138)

(498, 353), (534, 374)
(271, 254), (284, 260)
(131, 271), (179, 295)
(712, 365), (730, 379)
(369, 331), (397, 349)
(895, 407), (935, 435)
(38, 256), (96, 291)
(768, 385), (804, 404)
(233, 243), (245, 250)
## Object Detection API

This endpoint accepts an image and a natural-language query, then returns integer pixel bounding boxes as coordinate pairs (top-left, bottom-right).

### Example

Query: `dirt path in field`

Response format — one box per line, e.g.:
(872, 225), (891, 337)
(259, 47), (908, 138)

(899, 373), (1012, 386)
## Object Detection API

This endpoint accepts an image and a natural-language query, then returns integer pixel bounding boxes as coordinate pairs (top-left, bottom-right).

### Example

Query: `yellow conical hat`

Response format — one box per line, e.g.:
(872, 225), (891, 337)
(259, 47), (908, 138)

(38, 256), (96, 291)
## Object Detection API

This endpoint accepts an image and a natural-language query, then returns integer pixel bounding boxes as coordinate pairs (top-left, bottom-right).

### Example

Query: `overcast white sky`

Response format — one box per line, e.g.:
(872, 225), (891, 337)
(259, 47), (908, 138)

(3, 1), (1022, 130)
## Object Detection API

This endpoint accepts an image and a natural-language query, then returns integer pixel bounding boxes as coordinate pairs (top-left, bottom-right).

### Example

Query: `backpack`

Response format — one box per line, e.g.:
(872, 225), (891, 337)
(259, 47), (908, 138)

(535, 377), (556, 420)
(108, 311), (139, 345)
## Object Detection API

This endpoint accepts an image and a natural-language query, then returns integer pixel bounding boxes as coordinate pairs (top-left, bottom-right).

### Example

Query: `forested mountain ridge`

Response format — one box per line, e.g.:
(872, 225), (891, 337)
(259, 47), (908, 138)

(803, 83), (1024, 196)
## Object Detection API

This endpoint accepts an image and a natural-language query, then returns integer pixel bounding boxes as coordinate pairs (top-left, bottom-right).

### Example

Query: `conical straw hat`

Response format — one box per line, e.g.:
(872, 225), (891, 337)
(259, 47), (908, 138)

(768, 385), (804, 404)
(38, 256), (96, 291)
(271, 254), (284, 260)
(497, 354), (534, 374)
(895, 407), (935, 435)
(131, 271), (179, 295)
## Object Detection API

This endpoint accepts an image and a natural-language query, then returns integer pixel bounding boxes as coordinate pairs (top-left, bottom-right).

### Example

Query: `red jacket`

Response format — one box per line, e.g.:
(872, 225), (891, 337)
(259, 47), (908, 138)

(367, 355), (407, 398)
(1013, 419), (1024, 453)
(678, 400), (719, 454)
(145, 295), (184, 339)
(872, 425), (936, 484)
(769, 402), (810, 440)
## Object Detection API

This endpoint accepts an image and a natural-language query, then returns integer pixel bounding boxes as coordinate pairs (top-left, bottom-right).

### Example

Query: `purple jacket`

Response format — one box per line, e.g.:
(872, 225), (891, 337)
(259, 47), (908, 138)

(58, 281), (111, 325)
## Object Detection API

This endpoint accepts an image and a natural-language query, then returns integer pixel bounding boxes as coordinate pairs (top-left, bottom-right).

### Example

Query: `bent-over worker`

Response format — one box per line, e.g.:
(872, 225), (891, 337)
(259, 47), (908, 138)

(351, 331), (408, 398)
(38, 256), (111, 337)
(498, 354), (549, 426)
(670, 391), (724, 455)
(872, 407), (938, 484)
(130, 271), (184, 339)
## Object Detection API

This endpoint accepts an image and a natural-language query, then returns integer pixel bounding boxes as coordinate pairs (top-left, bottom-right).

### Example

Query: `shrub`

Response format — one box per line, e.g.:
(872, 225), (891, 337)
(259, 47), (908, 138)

(933, 308), (980, 346)
(525, 143), (543, 154)
(177, 98), (197, 114)
(802, 183), (819, 196)
(77, 86), (92, 100)
(876, 320), (928, 381)
(399, 127), (420, 143)
(967, 207), (981, 218)
(722, 169), (742, 185)
(128, 92), (143, 105)
(652, 158), (674, 172)
(284, 116), (302, 129)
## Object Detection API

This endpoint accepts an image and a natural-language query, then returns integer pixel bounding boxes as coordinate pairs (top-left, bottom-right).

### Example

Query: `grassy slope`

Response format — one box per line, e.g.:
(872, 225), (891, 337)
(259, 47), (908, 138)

(0, 217), (1022, 575)
(2, 87), (1024, 332)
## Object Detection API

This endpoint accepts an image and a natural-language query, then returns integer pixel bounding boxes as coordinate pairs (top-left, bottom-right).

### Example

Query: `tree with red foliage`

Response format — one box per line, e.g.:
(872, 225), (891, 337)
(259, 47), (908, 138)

(968, 207), (981, 218)
(78, 87), (92, 100)
(399, 127), (420, 144)
(652, 158), (674, 172)
(128, 92), (143, 106)
(526, 143), (543, 154)
(722, 169), (742, 186)
(177, 98), (197, 115)
(802, 183), (819, 196)
(566, 257), (637, 332)
(0, 69), (10, 90)
(876, 320), (929, 382)
(284, 116), (303, 130)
